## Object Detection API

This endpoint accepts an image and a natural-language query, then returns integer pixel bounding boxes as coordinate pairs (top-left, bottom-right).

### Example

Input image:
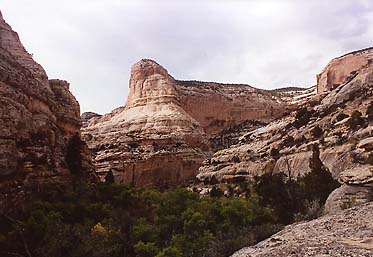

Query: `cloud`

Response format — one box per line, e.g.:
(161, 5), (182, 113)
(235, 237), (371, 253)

(2, 0), (373, 113)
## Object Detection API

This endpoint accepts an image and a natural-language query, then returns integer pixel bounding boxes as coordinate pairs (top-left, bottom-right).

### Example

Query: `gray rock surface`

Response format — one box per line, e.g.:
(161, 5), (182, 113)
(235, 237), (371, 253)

(232, 202), (373, 257)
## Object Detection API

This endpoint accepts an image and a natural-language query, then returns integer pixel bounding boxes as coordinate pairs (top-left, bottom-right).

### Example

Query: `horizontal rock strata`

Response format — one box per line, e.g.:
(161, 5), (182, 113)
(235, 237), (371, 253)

(82, 59), (305, 186)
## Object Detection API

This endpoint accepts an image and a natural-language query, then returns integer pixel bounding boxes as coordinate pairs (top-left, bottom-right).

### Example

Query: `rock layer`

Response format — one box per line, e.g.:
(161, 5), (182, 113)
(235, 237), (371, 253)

(196, 54), (373, 194)
(232, 202), (373, 257)
(82, 59), (298, 186)
(0, 12), (93, 210)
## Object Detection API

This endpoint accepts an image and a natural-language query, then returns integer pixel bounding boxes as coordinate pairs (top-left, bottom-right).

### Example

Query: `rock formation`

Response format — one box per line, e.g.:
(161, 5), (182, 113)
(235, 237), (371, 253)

(317, 47), (373, 93)
(324, 165), (373, 214)
(232, 202), (373, 257)
(0, 11), (93, 210)
(82, 59), (305, 186)
(196, 51), (372, 198)
(81, 111), (102, 127)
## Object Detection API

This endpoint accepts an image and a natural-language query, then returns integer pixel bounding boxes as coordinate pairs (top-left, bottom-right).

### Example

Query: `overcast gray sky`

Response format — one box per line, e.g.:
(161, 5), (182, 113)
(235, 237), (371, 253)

(2, 0), (373, 114)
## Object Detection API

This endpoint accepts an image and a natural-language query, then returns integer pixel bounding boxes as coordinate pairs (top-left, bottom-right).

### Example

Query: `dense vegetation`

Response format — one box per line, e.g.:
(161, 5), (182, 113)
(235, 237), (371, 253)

(0, 146), (339, 257)
(0, 182), (283, 257)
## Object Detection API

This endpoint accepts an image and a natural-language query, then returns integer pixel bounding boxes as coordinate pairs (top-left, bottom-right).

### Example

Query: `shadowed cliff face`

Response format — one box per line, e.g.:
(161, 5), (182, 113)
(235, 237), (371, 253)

(82, 59), (299, 186)
(0, 11), (94, 210)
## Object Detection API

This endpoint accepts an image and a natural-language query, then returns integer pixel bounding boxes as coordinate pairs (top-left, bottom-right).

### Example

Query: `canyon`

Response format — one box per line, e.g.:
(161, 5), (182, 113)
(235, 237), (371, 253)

(0, 8), (372, 256)
(82, 59), (314, 186)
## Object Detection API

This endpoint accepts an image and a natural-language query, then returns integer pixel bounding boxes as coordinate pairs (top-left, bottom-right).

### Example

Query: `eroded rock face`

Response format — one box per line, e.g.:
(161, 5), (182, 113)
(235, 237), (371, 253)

(317, 47), (373, 93)
(82, 59), (295, 186)
(81, 112), (102, 127)
(0, 12), (93, 210)
(232, 202), (373, 257)
(196, 55), (373, 193)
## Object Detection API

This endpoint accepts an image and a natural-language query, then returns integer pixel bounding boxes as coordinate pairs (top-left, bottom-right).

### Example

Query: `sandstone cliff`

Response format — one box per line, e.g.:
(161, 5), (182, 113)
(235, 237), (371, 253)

(317, 47), (373, 93)
(0, 11), (93, 210)
(82, 59), (301, 186)
(232, 202), (373, 257)
(196, 52), (372, 203)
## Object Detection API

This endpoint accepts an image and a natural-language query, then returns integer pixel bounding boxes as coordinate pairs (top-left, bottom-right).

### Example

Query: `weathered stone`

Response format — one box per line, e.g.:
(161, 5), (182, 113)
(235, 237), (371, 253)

(317, 47), (373, 93)
(196, 49), (373, 193)
(357, 137), (373, 151)
(83, 59), (304, 186)
(0, 11), (94, 211)
(233, 202), (373, 257)
(324, 184), (372, 214)
(339, 165), (373, 185)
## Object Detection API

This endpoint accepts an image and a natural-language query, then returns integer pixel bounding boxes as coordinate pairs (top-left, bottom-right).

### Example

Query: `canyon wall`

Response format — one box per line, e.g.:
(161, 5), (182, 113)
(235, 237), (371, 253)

(82, 59), (295, 186)
(0, 11), (93, 210)
(196, 54), (373, 203)
(317, 47), (373, 93)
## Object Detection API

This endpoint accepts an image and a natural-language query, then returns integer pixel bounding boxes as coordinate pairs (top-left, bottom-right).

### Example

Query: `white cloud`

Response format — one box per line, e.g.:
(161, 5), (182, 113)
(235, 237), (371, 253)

(2, 0), (372, 113)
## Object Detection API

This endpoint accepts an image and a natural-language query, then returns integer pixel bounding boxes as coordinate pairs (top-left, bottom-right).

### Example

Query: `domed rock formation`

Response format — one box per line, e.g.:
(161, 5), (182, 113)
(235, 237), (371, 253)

(0, 11), (94, 210)
(82, 59), (297, 186)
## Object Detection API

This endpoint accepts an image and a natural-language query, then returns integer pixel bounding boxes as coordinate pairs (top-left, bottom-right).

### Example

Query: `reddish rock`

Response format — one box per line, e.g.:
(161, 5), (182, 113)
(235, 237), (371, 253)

(83, 59), (296, 186)
(0, 11), (94, 211)
(317, 47), (373, 93)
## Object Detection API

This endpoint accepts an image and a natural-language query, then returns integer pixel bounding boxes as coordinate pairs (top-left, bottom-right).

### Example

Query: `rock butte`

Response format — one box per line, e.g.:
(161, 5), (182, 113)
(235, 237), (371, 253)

(82, 59), (314, 186)
(0, 11), (94, 210)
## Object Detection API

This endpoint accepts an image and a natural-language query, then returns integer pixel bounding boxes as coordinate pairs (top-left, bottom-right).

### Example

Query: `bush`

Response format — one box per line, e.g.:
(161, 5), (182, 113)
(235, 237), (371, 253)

(311, 125), (323, 138)
(270, 147), (280, 158)
(349, 110), (366, 130)
(335, 112), (349, 122)
(300, 144), (340, 205)
(293, 107), (313, 128)
(282, 136), (295, 147)
(254, 144), (339, 224)
(0, 183), (282, 257)
(66, 132), (83, 174)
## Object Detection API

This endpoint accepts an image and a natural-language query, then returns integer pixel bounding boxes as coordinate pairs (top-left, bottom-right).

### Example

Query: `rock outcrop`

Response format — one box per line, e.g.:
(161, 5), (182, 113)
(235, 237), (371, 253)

(232, 202), (373, 257)
(0, 11), (93, 210)
(317, 47), (373, 93)
(196, 52), (372, 195)
(324, 165), (373, 214)
(81, 111), (102, 127)
(82, 59), (302, 186)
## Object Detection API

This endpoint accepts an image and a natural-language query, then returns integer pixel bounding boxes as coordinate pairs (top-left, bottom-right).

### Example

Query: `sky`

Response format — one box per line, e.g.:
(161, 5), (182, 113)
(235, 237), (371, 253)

(2, 0), (373, 114)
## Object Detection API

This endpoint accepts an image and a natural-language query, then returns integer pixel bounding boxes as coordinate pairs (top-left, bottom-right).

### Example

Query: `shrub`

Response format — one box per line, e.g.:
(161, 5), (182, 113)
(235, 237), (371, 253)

(270, 147), (280, 158)
(349, 110), (366, 130)
(282, 136), (295, 147)
(293, 107), (313, 128)
(134, 241), (160, 257)
(311, 125), (323, 138)
(335, 112), (349, 122)
(301, 144), (340, 205)
(66, 132), (82, 174)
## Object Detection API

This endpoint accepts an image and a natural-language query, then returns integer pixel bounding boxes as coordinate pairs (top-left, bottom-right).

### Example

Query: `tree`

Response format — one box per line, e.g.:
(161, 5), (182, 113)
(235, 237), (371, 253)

(302, 144), (340, 205)
(66, 132), (82, 174)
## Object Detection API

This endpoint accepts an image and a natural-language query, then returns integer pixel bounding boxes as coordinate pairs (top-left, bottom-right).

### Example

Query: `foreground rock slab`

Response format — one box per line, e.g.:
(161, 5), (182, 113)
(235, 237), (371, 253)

(232, 202), (373, 257)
